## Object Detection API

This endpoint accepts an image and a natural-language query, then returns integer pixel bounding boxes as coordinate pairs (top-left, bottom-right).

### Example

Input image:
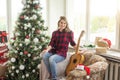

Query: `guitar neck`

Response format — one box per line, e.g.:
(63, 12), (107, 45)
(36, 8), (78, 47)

(75, 37), (81, 54)
(75, 30), (85, 54)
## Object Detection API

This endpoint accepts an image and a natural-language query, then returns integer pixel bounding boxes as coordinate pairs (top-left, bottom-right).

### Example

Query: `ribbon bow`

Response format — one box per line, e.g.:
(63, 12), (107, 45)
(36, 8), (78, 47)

(0, 31), (8, 43)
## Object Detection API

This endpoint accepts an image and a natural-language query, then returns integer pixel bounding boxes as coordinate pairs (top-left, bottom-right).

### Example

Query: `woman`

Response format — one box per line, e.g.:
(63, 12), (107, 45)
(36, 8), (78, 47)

(42, 16), (76, 80)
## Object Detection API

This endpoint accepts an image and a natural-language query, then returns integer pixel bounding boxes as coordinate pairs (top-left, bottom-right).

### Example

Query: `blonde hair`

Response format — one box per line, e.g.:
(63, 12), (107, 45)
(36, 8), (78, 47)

(58, 16), (71, 32)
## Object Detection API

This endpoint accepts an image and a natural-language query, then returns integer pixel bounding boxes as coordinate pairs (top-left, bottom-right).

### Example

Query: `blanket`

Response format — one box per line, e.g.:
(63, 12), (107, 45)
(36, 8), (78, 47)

(39, 60), (50, 80)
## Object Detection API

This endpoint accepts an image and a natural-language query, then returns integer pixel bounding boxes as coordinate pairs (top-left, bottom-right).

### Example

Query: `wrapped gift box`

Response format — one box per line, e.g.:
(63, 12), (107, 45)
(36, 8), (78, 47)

(0, 44), (8, 53)
(0, 44), (8, 79)
(0, 31), (8, 43)
(0, 44), (8, 64)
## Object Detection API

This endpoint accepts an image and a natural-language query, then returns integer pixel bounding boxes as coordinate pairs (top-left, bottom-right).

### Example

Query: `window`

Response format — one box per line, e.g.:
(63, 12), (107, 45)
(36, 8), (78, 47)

(11, 0), (23, 32)
(72, 0), (86, 40)
(90, 0), (116, 46)
(67, 0), (120, 50)
(66, 0), (86, 41)
(0, 0), (7, 31)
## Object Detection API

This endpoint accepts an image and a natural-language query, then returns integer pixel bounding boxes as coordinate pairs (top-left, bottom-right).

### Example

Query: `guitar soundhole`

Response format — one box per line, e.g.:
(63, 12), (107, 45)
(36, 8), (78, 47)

(73, 59), (77, 63)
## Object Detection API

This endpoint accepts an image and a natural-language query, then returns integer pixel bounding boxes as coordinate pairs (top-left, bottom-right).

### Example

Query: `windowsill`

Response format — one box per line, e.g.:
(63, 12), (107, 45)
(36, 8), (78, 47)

(68, 46), (120, 62)
(98, 50), (120, 63)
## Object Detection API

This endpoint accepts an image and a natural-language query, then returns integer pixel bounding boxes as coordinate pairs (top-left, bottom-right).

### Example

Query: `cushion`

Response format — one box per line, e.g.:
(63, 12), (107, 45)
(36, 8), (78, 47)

(88, 55), (107, 65)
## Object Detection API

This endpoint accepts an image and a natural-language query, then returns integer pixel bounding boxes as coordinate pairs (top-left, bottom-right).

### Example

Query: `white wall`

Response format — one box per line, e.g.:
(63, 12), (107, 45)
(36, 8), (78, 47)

(46, 0), (66, 35)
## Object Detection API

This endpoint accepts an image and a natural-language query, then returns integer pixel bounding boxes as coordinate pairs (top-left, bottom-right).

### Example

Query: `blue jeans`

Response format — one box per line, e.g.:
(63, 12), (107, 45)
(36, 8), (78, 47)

(43, 52), (65, 80)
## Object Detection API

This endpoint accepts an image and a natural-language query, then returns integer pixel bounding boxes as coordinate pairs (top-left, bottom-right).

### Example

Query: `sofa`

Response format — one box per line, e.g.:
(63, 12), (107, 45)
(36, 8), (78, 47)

(39, 50), (108, 80)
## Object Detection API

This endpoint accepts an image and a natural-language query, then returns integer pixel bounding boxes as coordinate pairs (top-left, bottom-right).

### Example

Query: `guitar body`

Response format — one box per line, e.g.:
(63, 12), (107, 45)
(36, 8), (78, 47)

(65, 30), (85, 76)
(65, 53), (85, 76)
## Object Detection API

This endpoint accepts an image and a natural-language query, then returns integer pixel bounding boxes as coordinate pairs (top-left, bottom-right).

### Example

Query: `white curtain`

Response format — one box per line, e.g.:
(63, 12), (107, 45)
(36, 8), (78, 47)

(116, 0), (120, 49)
(116, 11), (120, 49)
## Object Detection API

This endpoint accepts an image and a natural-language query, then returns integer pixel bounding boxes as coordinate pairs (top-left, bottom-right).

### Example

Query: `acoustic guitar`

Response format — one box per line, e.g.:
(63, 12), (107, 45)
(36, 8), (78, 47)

(65, 30), (85, 76)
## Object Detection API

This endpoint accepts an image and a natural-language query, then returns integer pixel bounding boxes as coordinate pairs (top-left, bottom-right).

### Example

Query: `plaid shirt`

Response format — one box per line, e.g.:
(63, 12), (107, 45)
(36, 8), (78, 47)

(49, 30), (76, 57)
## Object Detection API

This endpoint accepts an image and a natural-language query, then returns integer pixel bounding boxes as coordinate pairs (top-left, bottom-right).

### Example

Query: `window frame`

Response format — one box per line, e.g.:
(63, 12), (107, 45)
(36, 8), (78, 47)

(66, 0), (120, 50)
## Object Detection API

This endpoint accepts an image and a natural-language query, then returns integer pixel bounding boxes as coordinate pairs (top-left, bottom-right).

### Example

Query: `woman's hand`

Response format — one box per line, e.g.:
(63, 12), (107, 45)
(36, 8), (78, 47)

(73, 45), (77, 50)
(40, 46), (51, 57)
(42, 46), (52, 53)
(78, 50), (87, 54)
(42, 49), (49, 53)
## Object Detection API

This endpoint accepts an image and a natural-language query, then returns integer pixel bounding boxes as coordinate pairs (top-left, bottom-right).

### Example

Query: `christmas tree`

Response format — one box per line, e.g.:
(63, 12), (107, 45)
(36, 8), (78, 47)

(6, 0), (50, 80)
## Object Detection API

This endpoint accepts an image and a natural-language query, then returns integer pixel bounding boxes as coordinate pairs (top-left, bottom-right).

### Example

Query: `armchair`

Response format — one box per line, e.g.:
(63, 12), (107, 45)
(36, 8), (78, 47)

(66, 52), (108, 80)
